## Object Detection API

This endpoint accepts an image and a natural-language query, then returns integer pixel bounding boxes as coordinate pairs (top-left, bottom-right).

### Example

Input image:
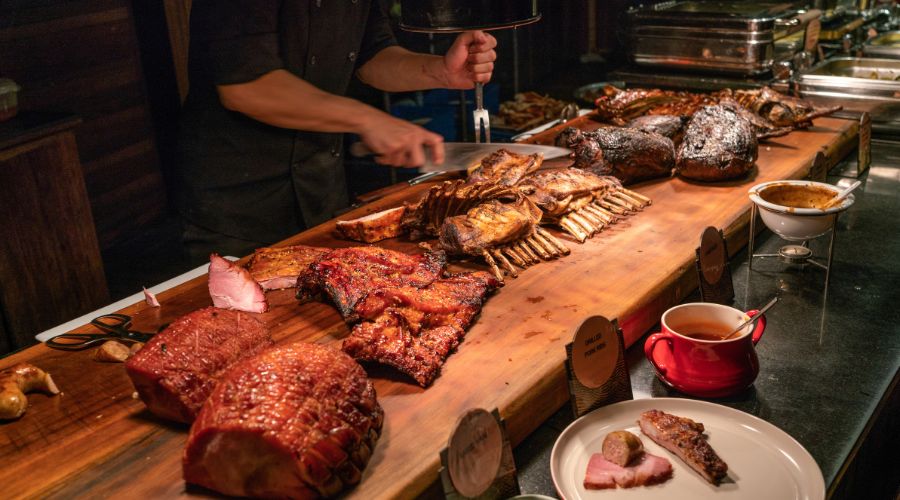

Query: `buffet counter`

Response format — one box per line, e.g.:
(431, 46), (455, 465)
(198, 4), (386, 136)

(0, 117), (874, 499)
(514, 138), (900, 500)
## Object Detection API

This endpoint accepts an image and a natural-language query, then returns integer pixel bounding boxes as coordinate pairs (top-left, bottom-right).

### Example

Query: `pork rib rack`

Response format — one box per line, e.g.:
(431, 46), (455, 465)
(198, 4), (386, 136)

(125, 307), (273, 423)
(438, 194), (569, 281)
(297, 246), (446, 322)
(183, 342), (383, 498)
(519, 168), (651, 242)
(343, 271), (500, 386)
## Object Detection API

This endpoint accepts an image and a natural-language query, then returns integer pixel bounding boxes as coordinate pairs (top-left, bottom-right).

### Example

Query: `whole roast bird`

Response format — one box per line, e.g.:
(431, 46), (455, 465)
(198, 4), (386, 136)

(676, 104), (758, 182)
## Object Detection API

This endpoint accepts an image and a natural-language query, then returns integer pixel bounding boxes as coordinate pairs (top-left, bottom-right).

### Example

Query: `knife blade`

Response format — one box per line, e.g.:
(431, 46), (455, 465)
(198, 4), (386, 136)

(349, 142), (572, 173)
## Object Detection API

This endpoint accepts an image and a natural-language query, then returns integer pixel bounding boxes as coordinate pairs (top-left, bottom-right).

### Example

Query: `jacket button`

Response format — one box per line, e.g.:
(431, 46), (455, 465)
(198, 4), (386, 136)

(348, 51), (357, 62)
(331, 148), (341, 158)
(310, 55), (317, 65)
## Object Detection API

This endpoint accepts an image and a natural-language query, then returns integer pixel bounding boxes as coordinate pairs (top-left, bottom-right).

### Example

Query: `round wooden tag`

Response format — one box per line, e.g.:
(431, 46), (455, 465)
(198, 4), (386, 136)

(571, 316), (618, 389)
(447, 408), (503, 498)
(699, 226), (726, 285)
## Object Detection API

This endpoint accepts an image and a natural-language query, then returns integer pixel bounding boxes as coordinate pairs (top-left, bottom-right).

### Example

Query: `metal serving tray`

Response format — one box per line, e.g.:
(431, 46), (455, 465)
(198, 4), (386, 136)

(803, 57), (900, 82)
(863, 31), (900, 59)
(627, 1), (819, 75)
(786, 57), (900, 134)
(628, 1), (807, 31)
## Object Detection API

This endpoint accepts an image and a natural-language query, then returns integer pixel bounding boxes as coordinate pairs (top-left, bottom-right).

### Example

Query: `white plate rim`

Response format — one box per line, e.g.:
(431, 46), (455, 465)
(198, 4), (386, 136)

(549, 398), (825, 500)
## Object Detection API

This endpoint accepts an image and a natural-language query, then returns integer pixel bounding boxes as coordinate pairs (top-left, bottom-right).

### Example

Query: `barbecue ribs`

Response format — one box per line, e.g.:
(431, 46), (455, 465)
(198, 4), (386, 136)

(296, 246), (446, 322)
(342, 271), (500, 386)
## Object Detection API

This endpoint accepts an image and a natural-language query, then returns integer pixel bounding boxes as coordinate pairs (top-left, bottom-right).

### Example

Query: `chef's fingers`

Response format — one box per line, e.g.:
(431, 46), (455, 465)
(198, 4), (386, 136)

(424, 133), (445, 165)
(467, 50), (497, 65)
(467, 31), (497, 52)
(407, 143), (426, 168)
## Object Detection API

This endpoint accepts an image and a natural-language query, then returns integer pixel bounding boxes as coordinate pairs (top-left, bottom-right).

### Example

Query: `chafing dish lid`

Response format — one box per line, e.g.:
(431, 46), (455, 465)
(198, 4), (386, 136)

(629, 1), (807, 30)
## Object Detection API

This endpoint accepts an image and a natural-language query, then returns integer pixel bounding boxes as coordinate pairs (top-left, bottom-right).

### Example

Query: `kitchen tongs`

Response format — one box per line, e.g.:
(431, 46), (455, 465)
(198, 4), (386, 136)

(473, 82), (490, 143)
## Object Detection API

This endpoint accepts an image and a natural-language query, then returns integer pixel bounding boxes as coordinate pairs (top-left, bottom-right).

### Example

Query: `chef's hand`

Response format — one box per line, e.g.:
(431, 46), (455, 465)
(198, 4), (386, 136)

(359, 113), (445, 168)
(443, 31), (497, 89)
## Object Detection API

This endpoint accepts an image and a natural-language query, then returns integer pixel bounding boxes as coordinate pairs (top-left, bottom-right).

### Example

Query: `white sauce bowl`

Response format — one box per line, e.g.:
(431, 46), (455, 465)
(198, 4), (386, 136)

(748, 180), (855, 241)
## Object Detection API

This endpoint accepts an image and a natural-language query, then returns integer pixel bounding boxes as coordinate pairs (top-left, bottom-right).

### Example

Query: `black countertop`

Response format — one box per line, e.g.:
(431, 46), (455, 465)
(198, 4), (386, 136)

(513, 140), (900, 499)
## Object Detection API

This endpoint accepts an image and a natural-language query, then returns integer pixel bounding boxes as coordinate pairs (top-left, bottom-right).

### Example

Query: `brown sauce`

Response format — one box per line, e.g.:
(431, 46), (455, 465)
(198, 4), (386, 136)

(673, 320), (736, 341)
(760, 184), (837, 209)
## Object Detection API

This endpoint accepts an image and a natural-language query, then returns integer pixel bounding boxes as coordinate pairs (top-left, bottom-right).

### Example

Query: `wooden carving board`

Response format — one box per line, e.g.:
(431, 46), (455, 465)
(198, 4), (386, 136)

(0, 117), (856, 499)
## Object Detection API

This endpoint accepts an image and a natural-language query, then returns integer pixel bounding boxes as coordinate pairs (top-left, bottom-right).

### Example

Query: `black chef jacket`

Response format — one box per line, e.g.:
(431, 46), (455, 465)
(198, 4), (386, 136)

(177, 0), (397, 243)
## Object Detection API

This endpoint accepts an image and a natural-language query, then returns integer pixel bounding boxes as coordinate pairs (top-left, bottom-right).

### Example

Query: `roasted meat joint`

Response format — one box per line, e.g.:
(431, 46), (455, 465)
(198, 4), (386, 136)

(5, 1), (894, 498)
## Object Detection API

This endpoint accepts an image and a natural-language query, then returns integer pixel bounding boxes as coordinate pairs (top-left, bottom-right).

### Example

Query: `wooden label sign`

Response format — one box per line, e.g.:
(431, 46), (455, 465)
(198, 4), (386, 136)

(439, 408), (519, 499)
(695, 226), (735, 305)
(565, 316), (632, 418)
(858, 112), (872, 176)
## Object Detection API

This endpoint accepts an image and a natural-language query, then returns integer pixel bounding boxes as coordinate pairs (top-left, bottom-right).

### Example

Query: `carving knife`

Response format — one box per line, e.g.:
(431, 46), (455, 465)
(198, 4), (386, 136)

(349, 142), (572, 185)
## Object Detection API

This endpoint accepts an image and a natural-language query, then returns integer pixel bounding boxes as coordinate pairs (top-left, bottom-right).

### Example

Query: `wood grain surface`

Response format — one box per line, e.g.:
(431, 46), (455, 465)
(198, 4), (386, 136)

(0, 117), (856, 499)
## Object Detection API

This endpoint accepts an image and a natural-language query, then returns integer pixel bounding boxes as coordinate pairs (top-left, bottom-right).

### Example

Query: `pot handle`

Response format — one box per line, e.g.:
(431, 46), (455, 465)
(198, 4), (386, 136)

(746, 309), (766, 345)
(644, 332), (673, 376)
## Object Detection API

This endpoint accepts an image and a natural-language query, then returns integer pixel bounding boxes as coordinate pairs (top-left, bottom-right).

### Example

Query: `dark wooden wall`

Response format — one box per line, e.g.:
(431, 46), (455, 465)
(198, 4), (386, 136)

(0, 0), (167, 250)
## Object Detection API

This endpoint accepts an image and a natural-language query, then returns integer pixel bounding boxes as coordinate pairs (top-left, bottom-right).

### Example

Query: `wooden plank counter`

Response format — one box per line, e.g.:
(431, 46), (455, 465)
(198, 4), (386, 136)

(0, 117), (857, 499)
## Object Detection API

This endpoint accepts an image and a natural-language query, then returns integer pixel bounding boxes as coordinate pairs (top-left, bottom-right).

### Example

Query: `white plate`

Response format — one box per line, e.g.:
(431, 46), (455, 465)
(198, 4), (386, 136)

(550, 398), (824, 500)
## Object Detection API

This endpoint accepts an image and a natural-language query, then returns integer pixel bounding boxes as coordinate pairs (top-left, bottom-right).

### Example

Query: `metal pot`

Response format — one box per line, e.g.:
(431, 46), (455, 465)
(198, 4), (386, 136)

(399, 0), (541, 32)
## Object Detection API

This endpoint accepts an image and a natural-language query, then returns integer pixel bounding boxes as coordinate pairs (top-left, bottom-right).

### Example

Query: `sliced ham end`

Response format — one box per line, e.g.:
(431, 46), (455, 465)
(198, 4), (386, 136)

(143, 287), (161, 307)
(208, 254), (269, 313)
(584, 452), (673, 490)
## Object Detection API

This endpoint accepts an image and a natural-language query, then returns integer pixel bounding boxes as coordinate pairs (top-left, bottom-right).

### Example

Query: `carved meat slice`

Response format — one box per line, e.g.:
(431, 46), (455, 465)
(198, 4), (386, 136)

(247, 245), (330, 290)
(342, 271), (500, 386)
(208, 253), (268, 313)
(183, 342), (383, 498)
(438, 195), (569, 282)
(297, 247), (446, 322)
(336, 206), (407, 243)
(584, 452), (673, 489)
(638, 409), (728, 485)
(467, 148), (544, 186)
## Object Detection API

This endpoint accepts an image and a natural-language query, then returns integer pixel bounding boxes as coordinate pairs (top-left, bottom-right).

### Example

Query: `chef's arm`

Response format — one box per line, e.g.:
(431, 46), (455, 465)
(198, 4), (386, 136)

(217, 69), (444, 167)
(357, 32), (497, 92)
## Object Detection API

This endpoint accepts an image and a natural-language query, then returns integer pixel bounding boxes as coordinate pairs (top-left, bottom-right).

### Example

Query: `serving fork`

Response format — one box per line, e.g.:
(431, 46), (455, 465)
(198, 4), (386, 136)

(473, 82), (490, 143)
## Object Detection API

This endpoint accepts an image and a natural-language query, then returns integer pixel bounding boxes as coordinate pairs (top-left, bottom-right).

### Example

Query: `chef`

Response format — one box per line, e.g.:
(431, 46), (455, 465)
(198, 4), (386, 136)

(177, 1), (497, 263)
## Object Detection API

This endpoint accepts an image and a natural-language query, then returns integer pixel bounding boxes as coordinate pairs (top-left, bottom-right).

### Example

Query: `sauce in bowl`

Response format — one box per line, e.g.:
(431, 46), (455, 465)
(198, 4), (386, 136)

(759, 183), (837, 210)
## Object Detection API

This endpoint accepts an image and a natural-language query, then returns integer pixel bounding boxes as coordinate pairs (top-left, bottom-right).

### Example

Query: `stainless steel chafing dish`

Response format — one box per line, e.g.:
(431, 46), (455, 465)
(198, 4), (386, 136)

(863, 31), (900, 59)
(626, 1), (821, 75)
(782, 57), (900, 135)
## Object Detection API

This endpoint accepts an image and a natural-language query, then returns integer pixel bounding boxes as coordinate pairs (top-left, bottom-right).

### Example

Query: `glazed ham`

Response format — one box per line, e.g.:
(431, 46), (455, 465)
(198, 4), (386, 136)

(584, 452), (673, 489)
(336, 206), (407, 243)
(208, 253), (268, 313)
(342, 271), (500, 386)
(297, 247), (446, 321)
(125, 307), (273, 423)
(183, 343), (383, 499)
(246, 245), (329, 290)
(638, 409), (728, 485)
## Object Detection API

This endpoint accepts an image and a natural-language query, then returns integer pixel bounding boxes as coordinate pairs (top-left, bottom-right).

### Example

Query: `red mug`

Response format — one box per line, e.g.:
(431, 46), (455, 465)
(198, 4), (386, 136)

(644, 303), (766, 398)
